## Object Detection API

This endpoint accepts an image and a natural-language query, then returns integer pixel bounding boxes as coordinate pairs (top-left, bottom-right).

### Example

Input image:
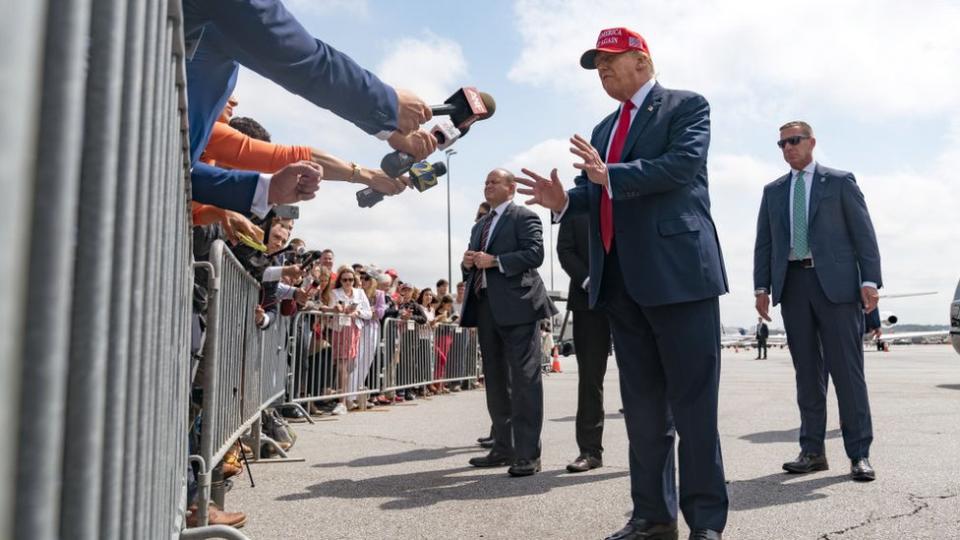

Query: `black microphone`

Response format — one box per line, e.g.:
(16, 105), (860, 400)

(357, 160), (449, 208)
(380, 90), (495, 178)
(430, 88), (497, 130)
(408, 161), (448, 192)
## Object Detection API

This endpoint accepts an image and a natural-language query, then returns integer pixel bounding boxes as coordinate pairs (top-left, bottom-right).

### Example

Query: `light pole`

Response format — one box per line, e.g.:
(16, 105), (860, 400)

(444, 148), (458, 287)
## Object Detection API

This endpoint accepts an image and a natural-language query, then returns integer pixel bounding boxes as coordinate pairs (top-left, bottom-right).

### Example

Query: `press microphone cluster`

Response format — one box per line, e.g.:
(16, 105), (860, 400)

(380, 88), (496, 178)
(357, 161), (448, 208)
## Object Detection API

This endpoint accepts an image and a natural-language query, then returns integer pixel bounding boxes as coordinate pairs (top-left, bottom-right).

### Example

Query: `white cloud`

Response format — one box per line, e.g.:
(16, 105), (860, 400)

(376, 33), (468, 104)
(509, 0), (960, 118)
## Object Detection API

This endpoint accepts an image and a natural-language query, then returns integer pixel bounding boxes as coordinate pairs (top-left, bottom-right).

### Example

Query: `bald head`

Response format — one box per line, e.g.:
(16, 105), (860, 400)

(483, 168), (517, 206)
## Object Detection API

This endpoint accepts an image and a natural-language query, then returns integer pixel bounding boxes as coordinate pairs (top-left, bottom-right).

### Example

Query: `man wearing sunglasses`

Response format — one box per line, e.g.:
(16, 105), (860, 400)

(753, 121), (882, 483)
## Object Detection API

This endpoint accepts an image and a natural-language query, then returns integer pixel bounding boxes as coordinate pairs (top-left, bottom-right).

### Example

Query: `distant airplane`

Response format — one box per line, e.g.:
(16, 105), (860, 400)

(865, 291), (949, 351)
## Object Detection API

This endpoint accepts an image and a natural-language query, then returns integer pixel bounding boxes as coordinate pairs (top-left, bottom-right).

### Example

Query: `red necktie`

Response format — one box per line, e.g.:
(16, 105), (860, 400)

(600, 100), (635, 253)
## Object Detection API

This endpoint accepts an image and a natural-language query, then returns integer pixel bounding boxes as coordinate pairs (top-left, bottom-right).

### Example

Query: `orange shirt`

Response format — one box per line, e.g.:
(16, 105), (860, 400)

(193, 122), (313, 223)
(200, 121), (312, 173)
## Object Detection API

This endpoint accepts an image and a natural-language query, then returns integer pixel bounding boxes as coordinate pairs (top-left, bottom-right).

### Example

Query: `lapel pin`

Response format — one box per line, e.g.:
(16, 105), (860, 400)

(647, 105), (654, 112)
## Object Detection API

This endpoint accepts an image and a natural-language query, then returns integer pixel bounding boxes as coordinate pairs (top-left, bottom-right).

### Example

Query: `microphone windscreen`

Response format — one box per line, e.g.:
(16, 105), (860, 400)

(431, 162), (447, 177)
(479, 92), (496, 118)
(381, 151), (413, 178)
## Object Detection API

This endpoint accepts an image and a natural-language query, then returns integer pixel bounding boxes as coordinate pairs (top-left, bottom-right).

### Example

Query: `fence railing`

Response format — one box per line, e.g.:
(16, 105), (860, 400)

(286, 313), (481, 407)
(3, 0), (196, 538)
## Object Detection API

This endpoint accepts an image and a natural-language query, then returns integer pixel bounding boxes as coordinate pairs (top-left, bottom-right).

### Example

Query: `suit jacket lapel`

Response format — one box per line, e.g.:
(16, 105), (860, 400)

(774, 172), (791, 239)
(807, 164), (828, 223)
(484, 203), (511, 250)
(620, 82), (663, 161)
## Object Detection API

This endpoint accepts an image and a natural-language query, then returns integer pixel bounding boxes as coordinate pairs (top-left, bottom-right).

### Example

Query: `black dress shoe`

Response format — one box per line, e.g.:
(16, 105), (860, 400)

(507, 458), (541, 477)
(604, 519), (678, 540)
(782, 452), (829, 474)
(566, 454), (602, 473)
(850, 458), (876, 482)
(477, 436), (495, 449)
(688, 529), (722, 540)
(468, 452), (512, 468)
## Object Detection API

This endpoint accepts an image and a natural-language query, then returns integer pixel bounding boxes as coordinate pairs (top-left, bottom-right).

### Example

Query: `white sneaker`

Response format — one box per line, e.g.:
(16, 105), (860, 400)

(332, 403), (348, 416)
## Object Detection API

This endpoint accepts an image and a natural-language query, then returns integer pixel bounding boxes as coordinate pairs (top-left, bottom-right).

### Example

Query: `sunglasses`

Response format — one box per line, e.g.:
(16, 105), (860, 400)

(341, 277), (355, 282)
(777, 135), (810, 149)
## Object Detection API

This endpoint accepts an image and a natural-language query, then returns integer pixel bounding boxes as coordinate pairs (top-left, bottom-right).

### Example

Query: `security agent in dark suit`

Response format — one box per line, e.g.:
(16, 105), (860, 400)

(755, 318), (769, 359)
(459, 169), (558, 477)
(182, 0), (437, 214)
(518, 28), (728, 540)
(754, 121), (881, 482)
(557, 213), (612, 473)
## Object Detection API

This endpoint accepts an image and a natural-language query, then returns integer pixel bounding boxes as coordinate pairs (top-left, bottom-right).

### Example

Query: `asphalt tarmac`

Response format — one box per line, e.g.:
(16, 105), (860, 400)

(229, 345), (960, 539)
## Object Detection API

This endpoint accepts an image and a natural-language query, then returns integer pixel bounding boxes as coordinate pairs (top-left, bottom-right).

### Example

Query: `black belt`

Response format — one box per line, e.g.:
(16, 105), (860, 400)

(788, 259), (815, 269)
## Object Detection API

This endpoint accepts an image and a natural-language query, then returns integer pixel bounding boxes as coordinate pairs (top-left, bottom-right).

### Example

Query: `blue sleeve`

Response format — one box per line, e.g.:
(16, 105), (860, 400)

(192, 0), (398, 136)
(753, 189), (773, 291)
(840, 173), (883, 288)
(191, 162), (261, 214)
(608, 94), (711, 199)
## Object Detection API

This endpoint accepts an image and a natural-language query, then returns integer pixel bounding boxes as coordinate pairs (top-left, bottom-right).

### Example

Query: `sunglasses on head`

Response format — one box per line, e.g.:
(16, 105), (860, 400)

(777, 135), (810, 149)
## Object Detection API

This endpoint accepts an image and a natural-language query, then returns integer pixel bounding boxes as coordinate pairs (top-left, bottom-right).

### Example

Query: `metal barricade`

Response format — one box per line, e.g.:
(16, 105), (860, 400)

(380, 318), (480, 394)
(287, 311), (386, 408)
(3, 0), (196, 538)
(433, 323), (480, 385)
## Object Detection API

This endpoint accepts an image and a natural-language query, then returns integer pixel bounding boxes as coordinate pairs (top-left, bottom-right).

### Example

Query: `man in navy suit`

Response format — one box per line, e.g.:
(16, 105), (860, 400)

(518, 28), (728, 540)
(459, 169), (557, 477)
(182, 0), (437, 214)
(753, 121), (881, 482)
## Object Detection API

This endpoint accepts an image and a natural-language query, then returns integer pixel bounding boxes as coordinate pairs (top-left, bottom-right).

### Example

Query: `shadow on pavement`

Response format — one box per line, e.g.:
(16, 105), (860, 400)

(936, 384), (960, 391)
(313, 446), (481, 468)
(739, 428), (841, 444)
(278, 466), (629, 509)
(550, 412), (624, 423)
(727, 471), (849, 511)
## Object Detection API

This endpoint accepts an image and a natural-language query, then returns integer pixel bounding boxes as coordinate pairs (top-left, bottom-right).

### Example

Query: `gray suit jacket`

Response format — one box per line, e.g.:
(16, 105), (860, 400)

(754, 163), (882, 306)
(459, 202), (557, 327)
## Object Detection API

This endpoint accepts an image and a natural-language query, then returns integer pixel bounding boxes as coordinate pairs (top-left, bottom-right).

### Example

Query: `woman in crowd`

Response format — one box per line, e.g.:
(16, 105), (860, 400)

(351, 270), (388, 406)
(431, 295), (457, 394)
(384, 282), (426, 402)
(417, 288), (438, 397)
(299, 264), (335, 415)
(329, 267), (372, 415)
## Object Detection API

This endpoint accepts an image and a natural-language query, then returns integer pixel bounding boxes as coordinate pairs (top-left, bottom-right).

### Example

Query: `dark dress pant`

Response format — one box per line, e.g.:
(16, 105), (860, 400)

(572, 308), (611, 458)
(599, 248), (728, 532)
(475, 293), (544, 461)
(780, 265), (873, 459)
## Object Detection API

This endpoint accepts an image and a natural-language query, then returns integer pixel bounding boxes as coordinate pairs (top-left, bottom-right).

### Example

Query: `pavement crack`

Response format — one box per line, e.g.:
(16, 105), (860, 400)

(818, 492), (958, 539)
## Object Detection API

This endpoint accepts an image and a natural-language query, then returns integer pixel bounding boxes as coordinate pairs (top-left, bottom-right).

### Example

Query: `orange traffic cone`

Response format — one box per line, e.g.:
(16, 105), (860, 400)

(551, 346), (562, 373)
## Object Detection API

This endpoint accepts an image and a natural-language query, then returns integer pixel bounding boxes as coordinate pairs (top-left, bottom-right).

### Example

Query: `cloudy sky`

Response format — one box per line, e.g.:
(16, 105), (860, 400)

(233, 0), (960, 328)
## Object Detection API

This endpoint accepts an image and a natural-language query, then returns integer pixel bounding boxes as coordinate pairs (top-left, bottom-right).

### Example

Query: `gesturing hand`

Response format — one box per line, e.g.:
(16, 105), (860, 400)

(268, 161), (323, 204)
(462, 250), (477, 269)
(570, 134), (608, 187)
(516, 168), (569, 213)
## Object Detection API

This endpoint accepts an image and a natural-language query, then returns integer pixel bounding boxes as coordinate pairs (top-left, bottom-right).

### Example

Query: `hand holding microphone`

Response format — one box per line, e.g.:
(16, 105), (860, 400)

(358, 160), (446, 207)
(394, 88), (432, 134)
(381, 88), (496, 178)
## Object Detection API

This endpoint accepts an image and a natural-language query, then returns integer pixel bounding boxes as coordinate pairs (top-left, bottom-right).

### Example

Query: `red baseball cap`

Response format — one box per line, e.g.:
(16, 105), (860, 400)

(385, 268), (398, 278)
(580, 27), (651, 69)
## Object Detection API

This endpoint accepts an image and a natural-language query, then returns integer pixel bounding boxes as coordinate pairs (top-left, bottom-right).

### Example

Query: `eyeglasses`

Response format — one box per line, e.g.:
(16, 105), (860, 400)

(777, 135), (810, 149)
(341, 278), (354, 283)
